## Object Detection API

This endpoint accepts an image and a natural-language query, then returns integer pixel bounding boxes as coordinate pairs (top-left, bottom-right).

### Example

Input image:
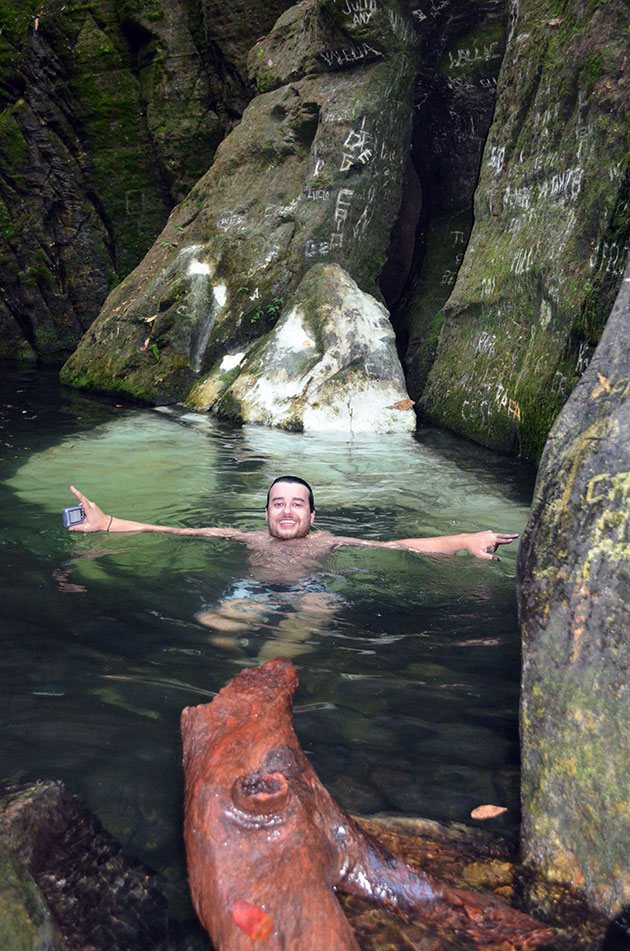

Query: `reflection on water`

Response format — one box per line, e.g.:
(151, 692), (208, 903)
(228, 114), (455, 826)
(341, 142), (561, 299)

(0, 366), (534, 928)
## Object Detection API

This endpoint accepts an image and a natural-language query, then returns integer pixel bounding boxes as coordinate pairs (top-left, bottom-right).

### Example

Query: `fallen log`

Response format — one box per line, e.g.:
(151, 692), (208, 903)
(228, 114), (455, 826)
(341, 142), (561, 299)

(181, 657), (555, 949)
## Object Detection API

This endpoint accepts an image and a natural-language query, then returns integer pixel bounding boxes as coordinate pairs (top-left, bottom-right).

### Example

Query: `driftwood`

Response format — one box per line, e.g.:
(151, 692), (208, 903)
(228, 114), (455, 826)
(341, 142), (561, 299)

(181, 657), (554, 949)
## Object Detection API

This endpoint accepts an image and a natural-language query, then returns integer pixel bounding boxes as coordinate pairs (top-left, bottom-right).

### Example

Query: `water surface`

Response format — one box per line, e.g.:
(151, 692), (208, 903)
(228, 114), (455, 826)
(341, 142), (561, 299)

(0, 366), (535, 928)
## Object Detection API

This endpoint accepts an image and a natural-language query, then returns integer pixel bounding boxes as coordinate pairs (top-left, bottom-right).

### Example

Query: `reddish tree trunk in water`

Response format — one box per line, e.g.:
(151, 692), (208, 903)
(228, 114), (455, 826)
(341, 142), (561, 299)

(181, 657), (553, 949)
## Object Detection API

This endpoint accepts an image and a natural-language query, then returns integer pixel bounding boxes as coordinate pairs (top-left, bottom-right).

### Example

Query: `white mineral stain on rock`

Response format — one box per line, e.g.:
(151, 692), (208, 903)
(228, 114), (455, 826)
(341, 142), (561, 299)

(220, 352), (245, 372)
(302, 382), (415, 433)
(540, 298), (552, 328)
(275, 308), (314, 352)
(188, 259), (212, 276)
(213, 284), (227, 307)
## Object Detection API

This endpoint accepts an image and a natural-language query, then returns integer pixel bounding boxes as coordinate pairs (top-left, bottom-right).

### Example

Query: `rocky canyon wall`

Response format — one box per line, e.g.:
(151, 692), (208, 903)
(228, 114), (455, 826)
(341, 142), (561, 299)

(414, 0), (628, 460)
(59, 0), (421, 420)
(0, 0), (627, 451)
(0, 0), (290, 362)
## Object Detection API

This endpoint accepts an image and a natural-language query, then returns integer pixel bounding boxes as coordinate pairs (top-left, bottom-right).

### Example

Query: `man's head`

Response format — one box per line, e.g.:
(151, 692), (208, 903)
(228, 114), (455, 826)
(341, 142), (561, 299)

(265, 476), (315, 540)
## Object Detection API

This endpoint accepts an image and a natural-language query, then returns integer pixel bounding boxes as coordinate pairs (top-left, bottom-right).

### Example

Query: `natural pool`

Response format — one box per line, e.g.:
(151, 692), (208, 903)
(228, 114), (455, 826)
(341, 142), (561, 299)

(0, 365), (535, 931)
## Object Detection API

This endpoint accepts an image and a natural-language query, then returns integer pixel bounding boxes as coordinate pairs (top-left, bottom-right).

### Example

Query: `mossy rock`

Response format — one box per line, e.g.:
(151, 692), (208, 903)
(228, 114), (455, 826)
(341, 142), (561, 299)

(416, 0), (628, 460)
(61, 3), (419, 405)
(518, 257), (630, 914)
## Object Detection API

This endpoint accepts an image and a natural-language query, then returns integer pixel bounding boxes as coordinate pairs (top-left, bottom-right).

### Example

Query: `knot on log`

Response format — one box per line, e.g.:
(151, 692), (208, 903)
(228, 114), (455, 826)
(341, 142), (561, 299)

(231, 772), (289, 815)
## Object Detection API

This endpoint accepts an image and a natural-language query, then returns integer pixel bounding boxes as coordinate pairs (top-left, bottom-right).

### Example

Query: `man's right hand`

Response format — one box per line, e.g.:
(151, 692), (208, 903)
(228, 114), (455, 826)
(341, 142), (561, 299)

(68, 485), (110, 532)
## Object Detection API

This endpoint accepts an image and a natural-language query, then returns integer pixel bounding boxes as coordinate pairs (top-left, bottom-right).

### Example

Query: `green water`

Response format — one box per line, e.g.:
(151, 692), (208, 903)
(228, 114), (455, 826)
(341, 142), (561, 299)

(0, 366), (535, 928)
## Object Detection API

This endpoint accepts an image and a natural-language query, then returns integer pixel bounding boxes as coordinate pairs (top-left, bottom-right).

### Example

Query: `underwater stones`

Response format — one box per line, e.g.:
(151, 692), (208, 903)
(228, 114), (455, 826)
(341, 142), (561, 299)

(0, 845), (64, 951)
(517, 258), (630, 914)
(417, 0), (629, 460)
(61, 1), (417, 405)
(0, 781), (170, 949)
(191, 264), (415, 432)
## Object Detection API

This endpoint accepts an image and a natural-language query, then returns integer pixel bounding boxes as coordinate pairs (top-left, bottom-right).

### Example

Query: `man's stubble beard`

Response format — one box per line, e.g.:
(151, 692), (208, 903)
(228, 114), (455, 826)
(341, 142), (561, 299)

(267, 517), (312, 541)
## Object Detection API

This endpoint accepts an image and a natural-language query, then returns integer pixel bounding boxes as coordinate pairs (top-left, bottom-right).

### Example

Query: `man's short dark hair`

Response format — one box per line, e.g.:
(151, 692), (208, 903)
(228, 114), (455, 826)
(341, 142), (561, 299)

(266, 476), (315, 513)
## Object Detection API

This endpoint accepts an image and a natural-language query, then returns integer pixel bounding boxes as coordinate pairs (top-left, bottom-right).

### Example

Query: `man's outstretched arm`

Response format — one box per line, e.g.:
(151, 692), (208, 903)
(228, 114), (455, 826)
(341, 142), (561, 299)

(332, 531), (518, 560)
(66, 485), (246, 541)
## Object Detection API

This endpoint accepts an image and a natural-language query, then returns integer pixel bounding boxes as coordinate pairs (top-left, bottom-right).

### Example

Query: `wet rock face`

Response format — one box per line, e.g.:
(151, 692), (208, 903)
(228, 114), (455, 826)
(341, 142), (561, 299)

(188, 263), (416, 431)
(60, 0), (419, 404)
(517, 260), (630, 914)
(416, 0), (628, 460)
(0, 0), (289, 362)
(0, 845), (65, 950)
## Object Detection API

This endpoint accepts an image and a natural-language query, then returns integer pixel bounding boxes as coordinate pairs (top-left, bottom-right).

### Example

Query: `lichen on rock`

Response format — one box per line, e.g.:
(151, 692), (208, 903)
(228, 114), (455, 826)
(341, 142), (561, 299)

(517, 256), (630, 914)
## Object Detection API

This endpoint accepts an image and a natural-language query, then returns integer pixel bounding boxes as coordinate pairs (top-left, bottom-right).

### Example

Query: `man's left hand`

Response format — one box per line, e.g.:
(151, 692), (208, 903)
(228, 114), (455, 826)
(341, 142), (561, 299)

(466, 531), (519, 560)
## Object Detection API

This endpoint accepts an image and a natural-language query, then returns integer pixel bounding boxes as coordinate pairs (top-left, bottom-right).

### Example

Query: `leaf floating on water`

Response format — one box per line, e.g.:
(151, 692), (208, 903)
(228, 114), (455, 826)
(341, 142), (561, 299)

(387, 398), (415, 411)
(232, 899), (274, 941)
(470, 804), (508, 820)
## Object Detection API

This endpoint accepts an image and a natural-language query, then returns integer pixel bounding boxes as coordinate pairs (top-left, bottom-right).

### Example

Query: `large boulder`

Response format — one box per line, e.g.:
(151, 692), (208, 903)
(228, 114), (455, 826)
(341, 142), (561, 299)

(517, 257), (629, 913)
(60, 0), (419, 405)
(0, 0), (289, 362)
(187, 263), (416, 432)
(416, 0), (628, 460)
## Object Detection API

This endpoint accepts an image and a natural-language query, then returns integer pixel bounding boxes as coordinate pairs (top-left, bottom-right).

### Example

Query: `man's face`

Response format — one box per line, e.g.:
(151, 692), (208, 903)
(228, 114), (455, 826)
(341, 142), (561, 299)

(265, 482), (315, 540)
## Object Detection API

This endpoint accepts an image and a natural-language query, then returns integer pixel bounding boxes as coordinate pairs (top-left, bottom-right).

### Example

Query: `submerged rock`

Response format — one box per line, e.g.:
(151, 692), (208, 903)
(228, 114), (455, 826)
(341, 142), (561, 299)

(0, 781), (171, 950)
(416, 0), (628, 460)
(60, 0), (418, 407)
(0, 844), (64, 950)
(517, 258), (629, 913)
(187, 264), (416, 432)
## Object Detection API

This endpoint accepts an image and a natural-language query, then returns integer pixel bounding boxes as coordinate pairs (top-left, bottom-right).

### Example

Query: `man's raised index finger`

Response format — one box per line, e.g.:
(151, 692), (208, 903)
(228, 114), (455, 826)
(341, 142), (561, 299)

(70, 484), (88, 505)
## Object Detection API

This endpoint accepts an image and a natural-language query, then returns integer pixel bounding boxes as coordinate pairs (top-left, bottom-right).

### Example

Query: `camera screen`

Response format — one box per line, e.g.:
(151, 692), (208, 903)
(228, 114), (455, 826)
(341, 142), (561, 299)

(68, 507), (84, 524)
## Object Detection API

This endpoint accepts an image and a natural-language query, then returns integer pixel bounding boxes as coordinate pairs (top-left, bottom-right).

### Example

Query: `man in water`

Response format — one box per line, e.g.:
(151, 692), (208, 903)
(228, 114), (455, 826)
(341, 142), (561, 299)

(67, 476), (517, 562)
(67, 477), (518, 657)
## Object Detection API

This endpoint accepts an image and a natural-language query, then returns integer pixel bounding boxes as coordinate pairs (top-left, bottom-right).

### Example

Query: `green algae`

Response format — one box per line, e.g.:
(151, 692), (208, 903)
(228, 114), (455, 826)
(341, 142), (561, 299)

(70, 14), (171, 274)
(0, 106), (28, 190)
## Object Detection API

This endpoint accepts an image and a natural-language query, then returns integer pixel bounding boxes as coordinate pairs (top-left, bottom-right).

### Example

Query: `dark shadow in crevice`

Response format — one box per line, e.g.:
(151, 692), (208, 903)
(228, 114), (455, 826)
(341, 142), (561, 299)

(381, 4), (508, 390)
(118, 19), (158, 75)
